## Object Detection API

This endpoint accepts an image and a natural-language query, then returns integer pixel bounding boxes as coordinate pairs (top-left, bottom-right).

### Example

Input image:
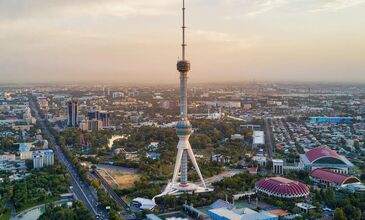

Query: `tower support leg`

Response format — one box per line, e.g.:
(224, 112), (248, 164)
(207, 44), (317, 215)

(171, 148), (184, 187)
(187, 147), (206, 188)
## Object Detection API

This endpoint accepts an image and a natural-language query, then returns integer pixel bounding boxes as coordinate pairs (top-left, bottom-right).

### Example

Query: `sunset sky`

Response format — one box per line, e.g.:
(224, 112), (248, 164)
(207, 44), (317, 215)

(0, 0), (365, 84)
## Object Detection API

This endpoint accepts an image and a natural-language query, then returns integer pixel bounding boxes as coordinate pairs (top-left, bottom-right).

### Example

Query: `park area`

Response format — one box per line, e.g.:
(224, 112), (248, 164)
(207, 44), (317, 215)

(96, 164), (140, 189)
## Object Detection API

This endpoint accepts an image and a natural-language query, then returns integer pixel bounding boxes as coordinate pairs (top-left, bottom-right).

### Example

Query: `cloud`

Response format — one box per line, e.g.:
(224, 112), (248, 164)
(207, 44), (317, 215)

(310, 0), (365, 12)
(246, 0), (289, 16)
(75, 0), (179, 18)
(0, 0), (179, 20)
(192, 30), (262, 49)
(224, 0), (365, 19)
(223, 0), (289, 19)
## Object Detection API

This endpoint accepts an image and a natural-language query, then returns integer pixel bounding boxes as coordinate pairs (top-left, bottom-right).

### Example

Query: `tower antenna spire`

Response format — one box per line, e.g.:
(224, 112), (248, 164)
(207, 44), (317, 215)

(182, 0), (186, 60)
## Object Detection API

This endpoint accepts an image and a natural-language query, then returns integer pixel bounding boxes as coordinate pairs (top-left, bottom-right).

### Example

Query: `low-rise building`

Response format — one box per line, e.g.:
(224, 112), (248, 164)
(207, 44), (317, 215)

(146, 152), (161, 160)
(208, 207), (278, 220)
(131, 198), (156, 211)
(272, 159), (284, 174)
(231, 134), (244, 141)
(19, 143), (34, 160)
(0, 153), (16, 161)
(309, 168), (363, 191)
(296, 203), (316, 213)
(146, 142), (159, 151)
(253, 131), (265, 147)
(253, 150), (267, 167)
(247, 167), (258, 175)
(212, 154), (230, 164)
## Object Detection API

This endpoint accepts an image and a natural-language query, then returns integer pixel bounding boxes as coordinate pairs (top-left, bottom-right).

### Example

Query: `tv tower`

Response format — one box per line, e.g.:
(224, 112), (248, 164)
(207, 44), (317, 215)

(168, 0), (209, 194)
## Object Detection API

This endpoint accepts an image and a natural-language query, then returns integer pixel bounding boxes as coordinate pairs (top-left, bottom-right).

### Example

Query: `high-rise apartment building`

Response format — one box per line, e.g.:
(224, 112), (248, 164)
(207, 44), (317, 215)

(43, 150), (54, 166)
(67, 100), (78, 127)
(88, 109), (110, 128)
(32, 152), (43, 169)
(87, 119), (103, 132)
(32, 150), (54, 169)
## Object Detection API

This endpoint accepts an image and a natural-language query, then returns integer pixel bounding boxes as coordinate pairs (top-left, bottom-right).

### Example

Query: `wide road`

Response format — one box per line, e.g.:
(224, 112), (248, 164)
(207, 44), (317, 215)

(204, 169), (243, 186)
(30, 99), (107, 219)
(264, 117), (274, 159)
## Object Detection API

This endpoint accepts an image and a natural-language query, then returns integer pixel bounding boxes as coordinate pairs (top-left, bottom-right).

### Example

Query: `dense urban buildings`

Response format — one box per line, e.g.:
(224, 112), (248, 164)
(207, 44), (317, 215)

(1, 82), (365, 220)
(1, 0), (365, 220)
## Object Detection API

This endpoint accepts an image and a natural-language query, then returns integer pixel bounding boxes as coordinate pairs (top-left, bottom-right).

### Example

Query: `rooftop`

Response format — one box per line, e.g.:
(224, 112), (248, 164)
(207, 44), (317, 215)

(208, 207), (278, 220)
(309, 168), (360, 185)
(256, 177), (309, 198)
(305, 146), (341, 163)
(209, 199), (235, 210)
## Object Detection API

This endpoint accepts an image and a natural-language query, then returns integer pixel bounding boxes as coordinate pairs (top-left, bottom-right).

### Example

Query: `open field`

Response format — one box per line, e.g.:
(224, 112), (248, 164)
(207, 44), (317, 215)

(97, 164), (140, 189)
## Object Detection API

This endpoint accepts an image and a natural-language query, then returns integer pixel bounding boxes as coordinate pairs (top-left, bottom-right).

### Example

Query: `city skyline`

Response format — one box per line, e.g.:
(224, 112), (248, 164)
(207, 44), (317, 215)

(1, 1), (365, 219)
(0, 0), (365, 84)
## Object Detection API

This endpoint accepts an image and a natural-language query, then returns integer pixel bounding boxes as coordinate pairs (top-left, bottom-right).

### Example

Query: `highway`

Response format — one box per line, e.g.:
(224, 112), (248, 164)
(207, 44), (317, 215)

(30, 99), (108, 219)
(93, 171), (129, 210)
(92, 171), (137, 220)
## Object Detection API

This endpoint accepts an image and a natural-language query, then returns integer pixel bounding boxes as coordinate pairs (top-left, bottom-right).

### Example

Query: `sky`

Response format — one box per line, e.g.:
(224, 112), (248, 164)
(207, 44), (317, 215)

(0, 0), (365, 84)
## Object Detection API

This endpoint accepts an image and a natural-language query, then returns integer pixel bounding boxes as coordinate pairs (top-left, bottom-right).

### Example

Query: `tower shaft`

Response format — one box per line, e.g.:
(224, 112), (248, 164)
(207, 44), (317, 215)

(180, 72), (188, 120)
(180, 150), (188, 185)
(179, 0), (189, 187)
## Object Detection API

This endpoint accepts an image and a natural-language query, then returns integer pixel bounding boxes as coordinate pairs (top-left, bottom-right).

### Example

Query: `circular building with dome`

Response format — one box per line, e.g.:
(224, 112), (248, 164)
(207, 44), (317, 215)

(255, 177), (310, 199)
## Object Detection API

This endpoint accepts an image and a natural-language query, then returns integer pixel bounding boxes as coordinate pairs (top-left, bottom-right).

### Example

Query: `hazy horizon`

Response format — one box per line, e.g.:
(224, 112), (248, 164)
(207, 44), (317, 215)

(1, 0), (365, 84)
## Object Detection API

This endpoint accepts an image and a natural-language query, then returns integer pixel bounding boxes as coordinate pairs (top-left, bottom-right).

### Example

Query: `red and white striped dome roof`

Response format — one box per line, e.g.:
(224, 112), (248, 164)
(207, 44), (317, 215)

(305, 146), (341, 163)
(255, 177), (309, 198)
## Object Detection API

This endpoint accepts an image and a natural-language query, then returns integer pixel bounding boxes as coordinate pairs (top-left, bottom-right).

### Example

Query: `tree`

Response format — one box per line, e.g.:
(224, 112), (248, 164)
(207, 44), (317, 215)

(334, 208), (347, 220)
(25, 159), (33, 169)
(91, 179), (101, 189)
(7, 185), (14, 200)
(109, 209), (123, 220)
(324, 187), (336, 207)
(38, 201), (93, 220)
(12, 166), (70, 211)
(291, 207), (300, 213)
